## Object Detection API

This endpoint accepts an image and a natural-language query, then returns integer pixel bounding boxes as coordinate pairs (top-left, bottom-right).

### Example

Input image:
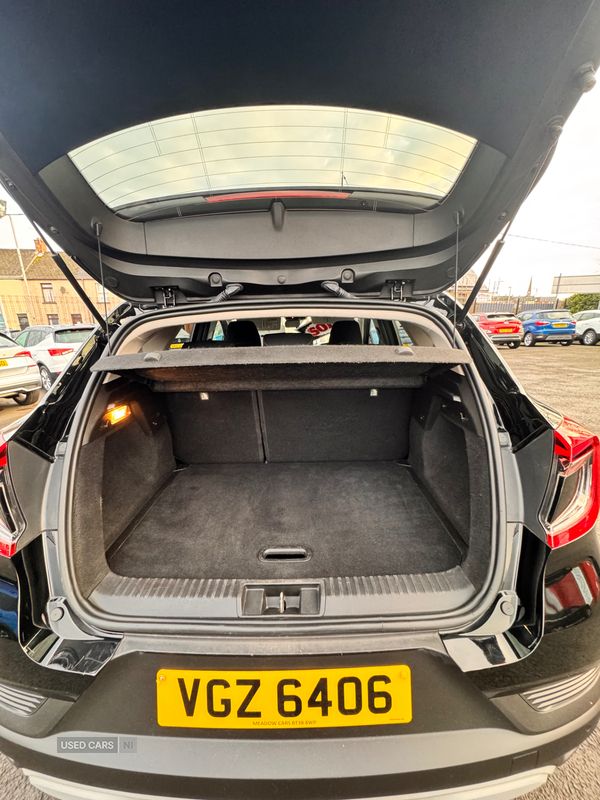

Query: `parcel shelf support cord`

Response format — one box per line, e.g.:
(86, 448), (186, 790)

(94, 221), (112, 355)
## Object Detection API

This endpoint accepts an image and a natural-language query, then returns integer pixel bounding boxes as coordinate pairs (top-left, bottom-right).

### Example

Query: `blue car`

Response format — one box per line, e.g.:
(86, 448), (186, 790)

(516, 309), (576, 347)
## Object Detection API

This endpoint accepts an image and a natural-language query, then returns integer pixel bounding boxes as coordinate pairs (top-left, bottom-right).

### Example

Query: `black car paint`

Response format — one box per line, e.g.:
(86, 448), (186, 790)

(0, 648), (598, 799)
(471, 528), (600, 696)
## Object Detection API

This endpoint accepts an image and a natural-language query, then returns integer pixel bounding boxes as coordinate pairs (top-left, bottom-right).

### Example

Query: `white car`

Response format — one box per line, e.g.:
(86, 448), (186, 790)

(0, 330), (42, 405)
(13, 324), (96, 390)
(574, 310), (600, 346)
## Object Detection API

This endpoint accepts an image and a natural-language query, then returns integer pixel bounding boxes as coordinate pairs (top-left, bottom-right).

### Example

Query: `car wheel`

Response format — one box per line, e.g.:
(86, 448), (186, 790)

(506, 341), (520, 349)
(39, 365), (53, 391)
(559, 340), (572, 346)
(582, 329), (598, 346)
(523, 332), (535, 347)
(14, 389), (41, 406)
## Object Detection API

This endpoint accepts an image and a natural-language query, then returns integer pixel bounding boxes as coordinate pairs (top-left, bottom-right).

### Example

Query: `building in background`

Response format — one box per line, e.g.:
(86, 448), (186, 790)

(449, 269), (490, 306)
(0, 245), (119, 331)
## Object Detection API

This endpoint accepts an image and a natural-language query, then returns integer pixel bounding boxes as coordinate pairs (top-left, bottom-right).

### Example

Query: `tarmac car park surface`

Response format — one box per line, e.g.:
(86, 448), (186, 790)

(0, 342), (598, 800)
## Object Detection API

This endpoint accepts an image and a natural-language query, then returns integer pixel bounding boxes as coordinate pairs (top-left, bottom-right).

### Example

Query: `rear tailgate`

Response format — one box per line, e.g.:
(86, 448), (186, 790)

(0, 346), (32, 378)
(491, 320), (521, 334)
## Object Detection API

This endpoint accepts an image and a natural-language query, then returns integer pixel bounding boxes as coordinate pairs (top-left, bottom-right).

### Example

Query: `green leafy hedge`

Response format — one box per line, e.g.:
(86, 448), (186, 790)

(565, 293), (600, 314)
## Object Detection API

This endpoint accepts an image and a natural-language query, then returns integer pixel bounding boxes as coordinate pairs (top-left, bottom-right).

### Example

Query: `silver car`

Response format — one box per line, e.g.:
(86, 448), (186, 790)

(0, 331), (42, 406)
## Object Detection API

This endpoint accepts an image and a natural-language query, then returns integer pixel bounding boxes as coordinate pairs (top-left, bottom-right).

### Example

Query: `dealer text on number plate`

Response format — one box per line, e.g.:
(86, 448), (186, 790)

(157, 666), (412, 728)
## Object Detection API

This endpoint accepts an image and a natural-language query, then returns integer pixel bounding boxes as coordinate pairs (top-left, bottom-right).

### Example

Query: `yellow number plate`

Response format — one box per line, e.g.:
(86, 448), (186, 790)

(0, 360), (7, 367)
(553, 323), (567, 327)
(498, 328), (513, 333)
(157, 665), (412, 729)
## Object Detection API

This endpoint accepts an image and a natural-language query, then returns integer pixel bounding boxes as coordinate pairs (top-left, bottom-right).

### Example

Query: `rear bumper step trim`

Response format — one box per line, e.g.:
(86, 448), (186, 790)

(89, 566), (475, 621)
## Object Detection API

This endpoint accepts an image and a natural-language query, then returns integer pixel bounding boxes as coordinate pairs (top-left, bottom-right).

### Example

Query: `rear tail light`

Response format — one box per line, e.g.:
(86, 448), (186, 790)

(541, 417), (600, 549)
(534, 321), (547, 326)
(0, 433), (26, 558)
(13, 350), (32, 359)
(47, 347), (74, 357)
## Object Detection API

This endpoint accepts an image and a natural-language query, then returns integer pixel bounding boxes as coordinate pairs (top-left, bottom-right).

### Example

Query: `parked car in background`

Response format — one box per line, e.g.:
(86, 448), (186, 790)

(573, 310), (600, 346)
(0, 331), (41, 405)
(517, 310), (576, 347)
(13, 324), (96, 390)
(471, 312), (523, 348)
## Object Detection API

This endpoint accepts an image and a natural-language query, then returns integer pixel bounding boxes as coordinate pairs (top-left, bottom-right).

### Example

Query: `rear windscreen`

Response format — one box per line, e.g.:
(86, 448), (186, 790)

(69, 105), (476, 210)
(0, 334), (17, 348)
(54, 329), (94, 344)
(537, 312), (574, 321)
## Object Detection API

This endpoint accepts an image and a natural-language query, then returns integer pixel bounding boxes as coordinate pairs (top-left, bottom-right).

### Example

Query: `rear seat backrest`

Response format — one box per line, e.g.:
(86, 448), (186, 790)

(166, 388), (412, 464)
(260, 389), (412, 462)
(166, 392), (264, 463)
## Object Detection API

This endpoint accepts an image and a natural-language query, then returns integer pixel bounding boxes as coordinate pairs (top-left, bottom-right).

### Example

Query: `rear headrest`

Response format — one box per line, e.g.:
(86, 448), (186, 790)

(263, 333), (313, 346)
(225, 320), (261, 347)
(328, 320), (362, 345)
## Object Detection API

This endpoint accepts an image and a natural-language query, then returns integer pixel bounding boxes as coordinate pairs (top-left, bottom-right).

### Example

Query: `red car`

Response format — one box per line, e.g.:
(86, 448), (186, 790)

(472, 312), (523, 348)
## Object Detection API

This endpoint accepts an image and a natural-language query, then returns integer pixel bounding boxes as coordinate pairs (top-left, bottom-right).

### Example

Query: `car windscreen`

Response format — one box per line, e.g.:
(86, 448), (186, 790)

(54, 329), (94, 343)
(537, 311), (574, 321)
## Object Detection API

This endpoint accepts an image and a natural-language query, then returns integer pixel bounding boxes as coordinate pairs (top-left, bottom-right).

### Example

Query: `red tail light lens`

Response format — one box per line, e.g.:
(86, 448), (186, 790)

(0, 433), (6, 470)
(13, 350), (32, 359)
(534, 321), (547, 326)
(541, 417), (600, 549)
(0, 433), (25, 558)
(47, 347), (74, 357)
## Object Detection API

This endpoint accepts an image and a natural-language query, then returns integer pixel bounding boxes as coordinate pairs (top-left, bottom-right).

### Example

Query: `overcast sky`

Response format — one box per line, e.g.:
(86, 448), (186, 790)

(472, 86), (600, 296)
(1, 86), (599, 297)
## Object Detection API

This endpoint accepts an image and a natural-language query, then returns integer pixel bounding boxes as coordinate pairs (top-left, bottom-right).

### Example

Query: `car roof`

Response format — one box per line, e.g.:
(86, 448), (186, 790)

(20, 324), (95, 333)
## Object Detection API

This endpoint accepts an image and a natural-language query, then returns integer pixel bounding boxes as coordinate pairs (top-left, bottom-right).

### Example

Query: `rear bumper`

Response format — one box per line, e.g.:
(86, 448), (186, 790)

(534, 332), (575, 341)
(2, 646), (599, 800)
(25, 766), (556, 800)
(2, 702), (597, 800)
(0, 374), (42, 398)
(490, 333), (521, 344)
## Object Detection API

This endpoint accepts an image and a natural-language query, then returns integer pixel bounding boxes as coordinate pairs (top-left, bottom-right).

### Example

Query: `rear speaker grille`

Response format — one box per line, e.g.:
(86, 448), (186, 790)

(0, 683), (46, 716)
(521, 666), (600, 712)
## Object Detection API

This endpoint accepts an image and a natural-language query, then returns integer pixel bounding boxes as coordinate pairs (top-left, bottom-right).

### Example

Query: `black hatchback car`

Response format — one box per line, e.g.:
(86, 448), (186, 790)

(0, 4), (600, 800)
